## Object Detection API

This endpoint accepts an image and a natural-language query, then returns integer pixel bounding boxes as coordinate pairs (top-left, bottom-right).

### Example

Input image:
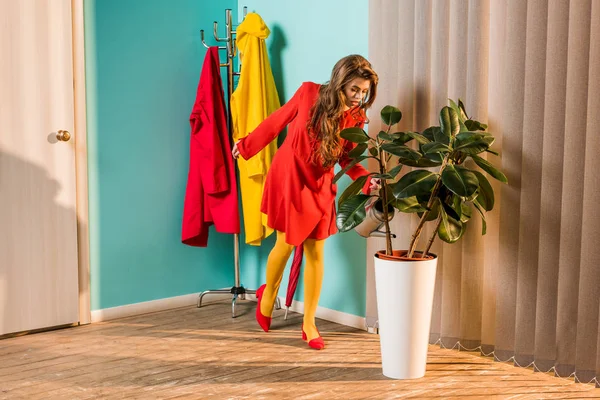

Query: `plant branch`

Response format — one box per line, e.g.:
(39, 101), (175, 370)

(422, 214), (442, 258)
(377, 124), (394, 255)
(407, 154), (451, 258)
(379, 154), (393, 256)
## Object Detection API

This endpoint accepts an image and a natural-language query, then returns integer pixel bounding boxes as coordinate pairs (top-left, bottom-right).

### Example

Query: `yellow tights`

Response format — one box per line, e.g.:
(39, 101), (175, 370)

(260, 231), (325, 341)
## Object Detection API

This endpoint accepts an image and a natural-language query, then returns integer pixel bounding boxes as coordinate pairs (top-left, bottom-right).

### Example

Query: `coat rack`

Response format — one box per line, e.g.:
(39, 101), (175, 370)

(196, 7), (280, 317)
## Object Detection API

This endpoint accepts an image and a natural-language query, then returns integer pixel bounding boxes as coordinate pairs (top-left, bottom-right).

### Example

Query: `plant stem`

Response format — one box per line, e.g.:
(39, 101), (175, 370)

(374, 127), (394, 255)
(379, 160), (393, 255)
(407, 154), (451, 258)
(422, 214), (442, 258)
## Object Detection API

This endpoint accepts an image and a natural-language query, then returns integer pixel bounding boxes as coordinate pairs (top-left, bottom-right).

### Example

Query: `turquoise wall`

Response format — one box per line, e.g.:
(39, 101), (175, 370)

(237, 0), (370, 317)
(84, 0), (370, 316)
(84, 0), (238, 310)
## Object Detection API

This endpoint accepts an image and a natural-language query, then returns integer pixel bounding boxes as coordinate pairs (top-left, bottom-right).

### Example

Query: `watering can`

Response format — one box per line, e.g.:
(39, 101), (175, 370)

(354, 197), (396, 238)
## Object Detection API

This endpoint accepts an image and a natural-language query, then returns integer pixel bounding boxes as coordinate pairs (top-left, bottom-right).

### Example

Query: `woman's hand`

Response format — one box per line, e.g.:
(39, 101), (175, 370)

(232, 140), (241, 159)
(369, 177), (381, 192)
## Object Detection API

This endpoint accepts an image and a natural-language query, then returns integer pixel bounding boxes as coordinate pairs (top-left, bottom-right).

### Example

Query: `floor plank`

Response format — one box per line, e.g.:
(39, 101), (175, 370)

(0, 301), (597, 399)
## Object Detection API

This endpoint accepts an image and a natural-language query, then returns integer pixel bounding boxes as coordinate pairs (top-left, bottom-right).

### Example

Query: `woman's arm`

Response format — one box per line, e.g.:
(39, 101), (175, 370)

(236, 83), (306, 160)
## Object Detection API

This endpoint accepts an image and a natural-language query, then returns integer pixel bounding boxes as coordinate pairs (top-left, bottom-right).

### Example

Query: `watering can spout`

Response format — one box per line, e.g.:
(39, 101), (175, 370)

(369, 229), (397, 238)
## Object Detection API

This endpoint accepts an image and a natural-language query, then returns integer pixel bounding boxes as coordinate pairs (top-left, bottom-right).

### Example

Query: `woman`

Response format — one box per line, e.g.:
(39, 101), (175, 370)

(232, 54), (380, 350)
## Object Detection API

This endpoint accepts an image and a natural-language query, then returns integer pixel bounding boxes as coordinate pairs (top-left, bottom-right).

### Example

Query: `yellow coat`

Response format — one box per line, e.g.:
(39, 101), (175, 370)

(231, 13), (280, 246)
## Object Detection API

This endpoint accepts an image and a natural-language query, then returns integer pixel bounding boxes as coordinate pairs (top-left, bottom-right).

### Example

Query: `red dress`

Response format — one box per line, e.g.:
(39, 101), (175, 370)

(237, 82), (370, 246)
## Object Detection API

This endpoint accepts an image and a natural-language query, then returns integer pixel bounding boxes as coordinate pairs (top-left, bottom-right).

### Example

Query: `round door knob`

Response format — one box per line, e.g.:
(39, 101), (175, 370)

(56, 130), (71, 142)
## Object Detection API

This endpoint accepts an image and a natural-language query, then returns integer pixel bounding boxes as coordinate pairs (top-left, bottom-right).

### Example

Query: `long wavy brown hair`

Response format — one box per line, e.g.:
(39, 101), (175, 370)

(307, 54), (378, 168)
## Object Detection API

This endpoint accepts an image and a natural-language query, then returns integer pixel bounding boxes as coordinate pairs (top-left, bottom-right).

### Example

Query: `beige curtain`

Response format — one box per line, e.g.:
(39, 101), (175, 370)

(367, 0), (600, 386)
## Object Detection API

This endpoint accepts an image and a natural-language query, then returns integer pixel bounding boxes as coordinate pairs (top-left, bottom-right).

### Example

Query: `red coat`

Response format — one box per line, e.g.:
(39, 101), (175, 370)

(182, 47), (240, 247)
(237, 82), (370, 246)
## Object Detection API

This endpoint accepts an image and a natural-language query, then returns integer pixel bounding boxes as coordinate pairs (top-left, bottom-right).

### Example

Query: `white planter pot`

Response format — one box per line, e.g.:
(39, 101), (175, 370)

(374, 252), (438, 379)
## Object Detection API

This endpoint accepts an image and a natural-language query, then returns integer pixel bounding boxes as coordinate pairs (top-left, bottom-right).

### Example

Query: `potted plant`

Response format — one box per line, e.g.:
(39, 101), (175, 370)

(335, 100), (507, 379)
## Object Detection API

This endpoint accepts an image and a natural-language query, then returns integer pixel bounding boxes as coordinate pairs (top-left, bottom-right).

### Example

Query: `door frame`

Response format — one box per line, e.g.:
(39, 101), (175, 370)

(72, 0), (91, 325)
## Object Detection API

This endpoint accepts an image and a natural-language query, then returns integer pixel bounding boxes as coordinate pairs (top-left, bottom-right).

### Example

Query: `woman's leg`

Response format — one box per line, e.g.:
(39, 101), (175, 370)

(302, 237), (326, 341)
(260, 231), (294, 317)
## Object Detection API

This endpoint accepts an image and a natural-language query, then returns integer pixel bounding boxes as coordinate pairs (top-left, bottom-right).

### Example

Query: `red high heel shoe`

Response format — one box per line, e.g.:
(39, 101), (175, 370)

(301, 323), (325, 350)
(255, 284), (271, 332)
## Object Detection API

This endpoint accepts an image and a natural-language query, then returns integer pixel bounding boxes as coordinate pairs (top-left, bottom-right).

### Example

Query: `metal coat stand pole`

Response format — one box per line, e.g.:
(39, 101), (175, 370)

(196, 7), (280, 318)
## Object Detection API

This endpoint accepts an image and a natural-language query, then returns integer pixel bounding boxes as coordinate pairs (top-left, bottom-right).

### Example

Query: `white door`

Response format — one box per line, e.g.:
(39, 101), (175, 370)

(0, 0), (80, 335)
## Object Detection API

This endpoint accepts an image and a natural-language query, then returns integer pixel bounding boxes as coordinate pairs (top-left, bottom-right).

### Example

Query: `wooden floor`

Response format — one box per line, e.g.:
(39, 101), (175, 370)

(0, 301), (598, 400)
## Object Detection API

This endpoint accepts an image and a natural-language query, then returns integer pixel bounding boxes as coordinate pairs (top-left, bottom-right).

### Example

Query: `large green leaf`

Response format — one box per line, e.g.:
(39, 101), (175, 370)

(404, 131), (431, 144)
(381, 105), (402, 126)
(463, 188), (480, 202)
(387, 164), (403, 179)
(437, 185), (452, 201)
(336, 194), (371, 232)
(389, 196), (428, 213)
(416, 193), (431, 205)
(381, 143), (422, 160)
(449, 99), (468, 123)
(441, 164), (479, 197)
(453, 132), (495, 155)
(390, 132), (413, 144)
(471, 170), (494, 211)
(472, 200), (487, 235)
(423, 126), (441, 142)
(448, 99), (460, 120)
(340, 127), (369, 143)
(442, 197), (461, 221)
(458, 99), (470, 120)
(450, 194), (473, 223)
(422, 142), (451, 154)
(372, 173), (393, 179)
(434, 125), (451, 145)
(419, 198), (440, 221)
(390, 170), (438, 199)
(338, 175), (369, 206)
(424, 152), (445, 163)
(378, 131), (411, 143)
(333, 156), (367, 183)
(465, 119), (488, 131)
(471, 154), (508, 183)
(439, 106), (460, 142)
(460, 201), (472, 223)
(399, 156), (443, 167)
(438, 206), (465, 243)
(349, 143), (368, 158)
(377, 131), (389, 141)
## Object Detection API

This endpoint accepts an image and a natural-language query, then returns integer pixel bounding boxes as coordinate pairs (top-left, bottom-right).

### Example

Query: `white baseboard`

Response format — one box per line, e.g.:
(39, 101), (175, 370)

(274, 296), (367, 331)
(90, 291), (231, 323)
(90, 291), (367, 331)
